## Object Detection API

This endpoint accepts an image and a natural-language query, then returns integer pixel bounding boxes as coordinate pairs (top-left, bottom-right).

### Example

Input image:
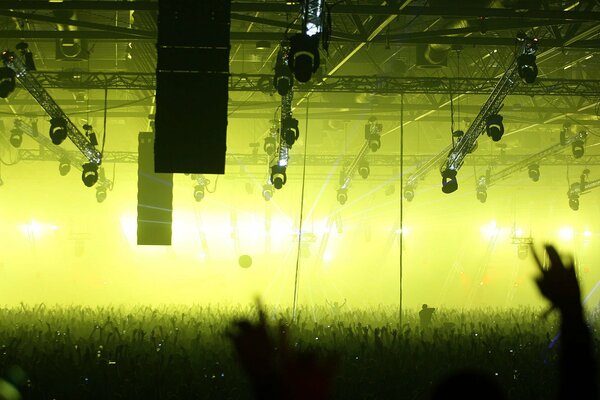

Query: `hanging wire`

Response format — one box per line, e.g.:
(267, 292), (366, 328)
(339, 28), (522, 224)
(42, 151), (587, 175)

(399, 93), (404, 326)
(100, 86), (108, 157)
(292, 97), (310, 321)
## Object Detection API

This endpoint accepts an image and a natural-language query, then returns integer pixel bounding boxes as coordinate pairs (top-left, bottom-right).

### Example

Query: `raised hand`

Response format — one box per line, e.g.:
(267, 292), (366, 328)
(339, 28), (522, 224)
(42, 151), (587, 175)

(531, 244), (581, 312)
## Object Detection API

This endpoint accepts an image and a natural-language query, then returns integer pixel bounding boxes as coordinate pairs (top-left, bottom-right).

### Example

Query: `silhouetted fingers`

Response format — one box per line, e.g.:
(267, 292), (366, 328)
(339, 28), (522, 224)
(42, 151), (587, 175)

(529, 244), (545, 272)
(544, 245), (564, 271)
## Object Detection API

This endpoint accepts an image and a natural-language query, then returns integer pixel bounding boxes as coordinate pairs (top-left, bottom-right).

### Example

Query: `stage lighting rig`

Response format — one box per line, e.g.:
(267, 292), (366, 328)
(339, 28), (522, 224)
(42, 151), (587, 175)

(358, 160), (370, 179)
(566, 168), (599, 211)
(337, 188), (348, 205)
(0, 64), (16, 98)
(517, 52), (538, 84)
(288, 0), (323, 83)
(81, 162), (99, 187)
(365, 117), (382, 152)
(191, 174), (210, 202)
(571, 130), (587, 158)
(404, 185), (415, 202)
(49, 117), (68, 145)
(485, 114), (504, 142)
(476, 176), (488, 203)
(270, 164), (287, 190)
(1, 47), (102, 165)
(262, 183), (274, 201)
(282, 116), (300, 147)
(439, 35), (538, 194)
(472, 129), (587, 200)
(58, 156), (71, 176)
(83, 124), (98, 147)
(16, 42), (35, 71)
(273, 44), (293, 96)
(96, 185), (107, 203)
(528, 164), (540, 182)
(9, 127), (23, 148)
(263, 121), (278, 156)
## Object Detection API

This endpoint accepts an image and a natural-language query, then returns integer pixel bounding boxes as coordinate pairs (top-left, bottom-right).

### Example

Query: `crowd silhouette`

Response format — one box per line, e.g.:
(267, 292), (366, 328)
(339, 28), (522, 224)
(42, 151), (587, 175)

(0, 245), (597, 399)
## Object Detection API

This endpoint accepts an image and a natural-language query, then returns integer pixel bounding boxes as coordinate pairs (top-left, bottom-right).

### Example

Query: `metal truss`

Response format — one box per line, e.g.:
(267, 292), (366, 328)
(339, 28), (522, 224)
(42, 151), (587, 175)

(2, 51), (102, 165)
(30, 71), (600, 96)
(17, 150), (600, 167)
(14, 119), (113, 189)
(567, 169), (600, 210)
(440, 38), (538, 193)
(476, 130), (588, 201)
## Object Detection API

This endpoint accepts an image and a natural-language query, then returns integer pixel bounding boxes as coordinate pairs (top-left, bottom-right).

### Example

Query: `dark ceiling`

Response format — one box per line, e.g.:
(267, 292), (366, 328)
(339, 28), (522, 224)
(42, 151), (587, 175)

(0, 0), (599, 164)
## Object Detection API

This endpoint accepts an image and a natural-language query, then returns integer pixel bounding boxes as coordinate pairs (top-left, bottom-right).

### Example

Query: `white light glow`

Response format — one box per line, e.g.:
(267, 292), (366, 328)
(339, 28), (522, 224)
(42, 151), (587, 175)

(583, 230), (593, 238)
(558, 226), (574, 241)
(481, 220), (499, 240)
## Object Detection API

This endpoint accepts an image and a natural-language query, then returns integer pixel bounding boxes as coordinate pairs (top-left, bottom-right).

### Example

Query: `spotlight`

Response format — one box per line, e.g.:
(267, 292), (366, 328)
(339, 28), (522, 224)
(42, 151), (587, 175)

(273, 47), (294, 96)
(517, 53), (538, 84)
(83, 123), (98, 146)
(569, 194), (579, 211)
(282, 117), (300, 147)
(49, 117), (68, 145)
(270, 165), (287, 189)
(358, 160), (370, 179)
(193, 184), (205, 202)
(16, 42), (36, 71)
(572, 138), (585, 158)
(517, 243), (529, 260)
(58, 157), (71, 176)
(0, 65), (16, 98)
(441, 168), (458, 194)
(476, 176), (488, 203)
(263, 137), (277, 155)
(262, 184), (274, 201)
(81, 162), (98, 187)
(528, 164), (540, 182)
(365, 118), (382, 152)
(9, 128), (22, 148)
(95, 186), (107, 203)
(404, 187), (415, 202)
(485, 114), (504, 142)
(289, 33), (320, 83)
(337, 188), (348, 205)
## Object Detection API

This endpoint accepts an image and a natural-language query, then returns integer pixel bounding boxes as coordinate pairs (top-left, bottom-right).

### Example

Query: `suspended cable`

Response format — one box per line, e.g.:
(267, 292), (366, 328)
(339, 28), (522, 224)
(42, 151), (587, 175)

(101, 86), (108, 157)
(399, 93), (404, 326)
(292, 97), (310, 322)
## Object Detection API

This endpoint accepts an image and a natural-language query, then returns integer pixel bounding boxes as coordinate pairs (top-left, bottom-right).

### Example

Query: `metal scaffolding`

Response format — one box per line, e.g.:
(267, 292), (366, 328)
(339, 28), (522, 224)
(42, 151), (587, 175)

(2, 50), (102, 165)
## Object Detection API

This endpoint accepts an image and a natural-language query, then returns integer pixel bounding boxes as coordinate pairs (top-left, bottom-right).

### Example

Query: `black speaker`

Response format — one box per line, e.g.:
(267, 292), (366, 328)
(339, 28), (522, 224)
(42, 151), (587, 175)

(155, 0), (231, 174)
(137, 131), (173, 245)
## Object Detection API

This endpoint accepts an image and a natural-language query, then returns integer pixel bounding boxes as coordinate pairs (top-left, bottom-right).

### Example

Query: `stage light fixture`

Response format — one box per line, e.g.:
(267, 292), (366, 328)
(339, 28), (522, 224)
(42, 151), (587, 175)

(262, 184), (274, 201)
(58, 157), (71, 176)
(517, 53), (538, 84)
(485, 114), (504, 141)
(289, 33), (320, 83)
(441, 168), (458, 194)
(193, 184), (205, 202)
(271, 164), (287, 189)
(337, 188), (348, 205)
(263, 136), (277, 155)
(83, 123), (98, 146)
(273, 46), (294, 96)
(0, 64), (16, 98)
(528, 164), (540, 182)
(49, 117), (68, 145)
(9, 128), (22, 148)
(476, 176), (488, 203)
(569, 194), (579, 211)
(404, 187), (415, 202)
(95, 186), (107, 203)
(572, 138), (585, 158)
(16, 42), (36, 71)
(282, 117), (300, 147)
(81, 162), (98, 187)
(365, 118), (382, 152)
(358, 160), (370, 179)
